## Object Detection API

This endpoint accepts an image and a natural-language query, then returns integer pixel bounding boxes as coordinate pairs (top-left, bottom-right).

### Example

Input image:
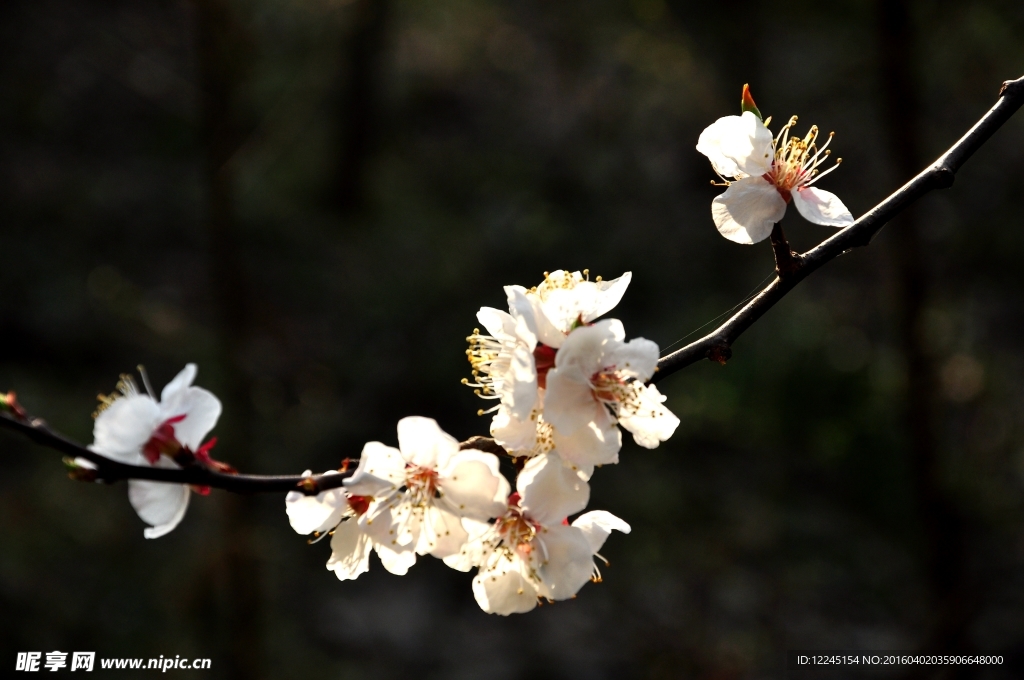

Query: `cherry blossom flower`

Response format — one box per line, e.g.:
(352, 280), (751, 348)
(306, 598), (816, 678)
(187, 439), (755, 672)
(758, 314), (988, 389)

(466, 270), (638, 470)
(489, 399), (621, 478)
(697, 84), (854, 244)
(87, 364), (221, 539)
(343, 417), (511, 567)
(444, 454), (629, 615)
(545, 319), (679, 449)
(465, 270), (632, 421)
(285, 471), (415, 579)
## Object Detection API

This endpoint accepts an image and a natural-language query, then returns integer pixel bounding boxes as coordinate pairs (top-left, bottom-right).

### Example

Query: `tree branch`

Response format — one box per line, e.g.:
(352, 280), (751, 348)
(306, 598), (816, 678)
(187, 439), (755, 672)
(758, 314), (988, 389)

(0, 406), (509, 495)
(653, 74), (1024, 383)
(0, 409), (351, 495)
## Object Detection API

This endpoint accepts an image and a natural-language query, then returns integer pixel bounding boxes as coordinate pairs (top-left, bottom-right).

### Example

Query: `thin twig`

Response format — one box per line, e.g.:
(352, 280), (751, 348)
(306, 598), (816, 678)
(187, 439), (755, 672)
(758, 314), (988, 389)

(0, 408), (505, 495)
(653, 74), (1024, 383)
(0, 410), (349, 495)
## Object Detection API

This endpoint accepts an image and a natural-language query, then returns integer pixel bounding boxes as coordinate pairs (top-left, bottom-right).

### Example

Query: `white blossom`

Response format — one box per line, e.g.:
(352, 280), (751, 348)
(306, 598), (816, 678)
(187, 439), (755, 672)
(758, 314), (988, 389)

(444, 453), (628, 615)
(467, 271), (652, 470)
(87, 364), (221, 539)
(285, 470), (415, 580)
(343, 417), (510, 567)
(545, 319), (679, 450)
(465, 270), (632, 421)
(697, 97), (854, 244)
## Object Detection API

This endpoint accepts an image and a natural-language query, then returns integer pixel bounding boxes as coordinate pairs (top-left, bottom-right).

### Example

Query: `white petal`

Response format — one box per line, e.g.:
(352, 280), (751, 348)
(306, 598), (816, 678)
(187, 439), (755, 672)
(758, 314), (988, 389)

(359, 499), (402, 548)
(544, 369), (604, 438)
(420, 505), (470, 558)
(326, 520), (372, 581)
(375, 542), (417, 575)
(490, 405), (543, 456)
(90, 395), (161, 463)
(502, 343), (539, 421)
(438, 450), (510, 520)
(617, 383), (680, 448)
(517, 453), (589, 526)
(344, 441), (404, 496)
(390, 499), (422, 548)
(544, 320), (625, 436)
(579, 271), (631, 323)
(159, 364), (197, 403)
(442, 519), (494, 572)
(285, 470), (349, 535)
(606, 336), (659, 381)
(162, 387), (221, 451)
(472, 554), (538, 615)
(792, 186), (854, 227)
(711, 175), (787, 244)
(555, 319), (625, 373)
(696, 112), (773, 178)
(507, 286), (561, 349)
(128, 480), (190, 539)
(534, 525), (595, 601)
(571, 510), (631, 553)
(552, 419), (621, 472)
(476, 307), (516, 340)
(396, 416), (459, 470)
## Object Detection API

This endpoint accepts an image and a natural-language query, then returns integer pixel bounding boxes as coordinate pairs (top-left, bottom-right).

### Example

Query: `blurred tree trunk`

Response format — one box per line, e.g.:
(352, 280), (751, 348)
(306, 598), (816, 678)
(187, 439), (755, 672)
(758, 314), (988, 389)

(876, 0), (970, 658)
(194, 1), (263, 678)
(333, 0), (389, 215)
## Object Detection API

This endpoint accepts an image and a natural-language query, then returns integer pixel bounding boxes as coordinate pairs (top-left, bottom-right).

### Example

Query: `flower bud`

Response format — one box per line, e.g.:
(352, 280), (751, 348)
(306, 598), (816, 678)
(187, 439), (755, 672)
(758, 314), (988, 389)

(741, 83), (762, 120)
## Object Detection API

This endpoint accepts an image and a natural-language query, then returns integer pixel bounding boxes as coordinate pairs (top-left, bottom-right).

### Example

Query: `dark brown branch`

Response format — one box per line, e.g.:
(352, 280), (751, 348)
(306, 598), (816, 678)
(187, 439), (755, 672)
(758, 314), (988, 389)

(653, 74), (1024, 383)
(769, 223), (802, 278)
(0, 408), (505, 495)
(0, 410), (351, 495)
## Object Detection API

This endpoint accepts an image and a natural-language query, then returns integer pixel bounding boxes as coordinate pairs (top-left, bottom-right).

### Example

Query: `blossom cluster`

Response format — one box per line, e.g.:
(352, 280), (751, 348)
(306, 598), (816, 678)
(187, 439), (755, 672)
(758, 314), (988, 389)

(288, 270), (679, 615)
(78, 84), (851, 616)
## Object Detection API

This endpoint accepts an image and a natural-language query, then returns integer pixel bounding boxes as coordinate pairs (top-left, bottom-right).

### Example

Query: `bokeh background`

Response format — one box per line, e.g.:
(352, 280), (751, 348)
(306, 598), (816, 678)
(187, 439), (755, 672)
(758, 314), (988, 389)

(3, 0), (1024, 678)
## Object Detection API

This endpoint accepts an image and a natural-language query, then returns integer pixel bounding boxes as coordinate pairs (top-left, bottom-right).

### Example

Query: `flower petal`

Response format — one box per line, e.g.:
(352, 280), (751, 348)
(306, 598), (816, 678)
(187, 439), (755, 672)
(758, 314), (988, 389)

(508, 285), (562, 349)
(476, 307), (516, 340)
(579, 271), (632, 323)
(396, 416), (459, 470)
(285, 470), (349, 535)
(344, 441), (404, 496)
(375, 542), (417, 576)
(163, 387), (221, 451)
(544, 369), (603, 437)
(128, 480), (190, 539)
(502, 343), (539, 421)
(359, 499), (401, 548)
(545, 320), (624, 436)
(617, 383), (680, 448)
(696, 112), (773, 178)
(472, 554), (538, 615)
(534, 525), (595, 601)
(571, 510), (631, 553)
(420, 505), (470, 558)
(90, 394), (161, 463)
(442, 518), (494, 572)
(438, 450), (510, 520)
(490, 405), (544, 456)
(326, 520), (372, 581)
(159, 364), (197, 403)
(552, 418), (621, 473)
(792, 186), (854, 227)
(711, 175), (787, 244)
(607, 336), (659, 381)
(517, 453), (589, 526)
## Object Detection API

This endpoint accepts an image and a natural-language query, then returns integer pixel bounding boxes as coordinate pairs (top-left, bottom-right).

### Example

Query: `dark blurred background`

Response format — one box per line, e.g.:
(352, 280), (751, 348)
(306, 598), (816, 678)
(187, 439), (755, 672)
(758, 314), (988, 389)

(3, 0), (1024, 678)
